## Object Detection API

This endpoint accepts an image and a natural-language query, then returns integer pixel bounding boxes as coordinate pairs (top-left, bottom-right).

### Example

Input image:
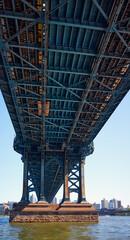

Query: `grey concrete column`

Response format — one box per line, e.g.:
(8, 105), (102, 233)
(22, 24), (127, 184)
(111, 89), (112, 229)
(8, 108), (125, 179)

(20, 149), (29, 203)
(63, 150), (70, 202)
(39, 150), (47, 203)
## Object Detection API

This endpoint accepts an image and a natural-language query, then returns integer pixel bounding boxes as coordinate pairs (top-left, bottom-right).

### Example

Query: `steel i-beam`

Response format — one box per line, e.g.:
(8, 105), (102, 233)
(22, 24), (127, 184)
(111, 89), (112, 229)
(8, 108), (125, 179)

(38, 150), (47, 203)
(63, 150), (70, 202)
(79, 151), (86, 203)
(20, 149), (29, 203)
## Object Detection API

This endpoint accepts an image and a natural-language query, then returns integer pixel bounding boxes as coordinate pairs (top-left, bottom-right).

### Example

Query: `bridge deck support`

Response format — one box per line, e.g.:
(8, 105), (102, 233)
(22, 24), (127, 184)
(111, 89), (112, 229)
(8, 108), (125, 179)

(20, 150), (29, 203)
(10, 203), (98, 222)
(78, 152), (86, 203)
(38, 150), (47, 203)
(63, 150), (70, 202)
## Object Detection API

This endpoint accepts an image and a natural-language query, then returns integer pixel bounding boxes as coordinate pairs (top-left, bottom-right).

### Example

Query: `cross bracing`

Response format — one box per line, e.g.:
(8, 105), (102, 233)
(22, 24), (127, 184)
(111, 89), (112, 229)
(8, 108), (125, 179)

(0, 0), (130, 202)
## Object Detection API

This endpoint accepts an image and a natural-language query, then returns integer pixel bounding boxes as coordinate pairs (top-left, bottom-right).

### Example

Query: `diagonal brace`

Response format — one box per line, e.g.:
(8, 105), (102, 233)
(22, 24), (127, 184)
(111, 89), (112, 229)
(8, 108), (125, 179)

(9, 49), (42, 72)
(92, 0), (108, 21)
(113, 26), (130, 51)
(50, 0), (68, 14)
(5, 18), (40, 43)
(46, 74), (81, 100)
(21, 0), (41, 16)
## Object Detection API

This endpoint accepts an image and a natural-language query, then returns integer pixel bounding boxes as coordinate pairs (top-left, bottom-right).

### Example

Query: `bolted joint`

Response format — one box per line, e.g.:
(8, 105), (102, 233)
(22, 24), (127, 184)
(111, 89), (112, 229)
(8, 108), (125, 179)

(0, 39), (9, 51)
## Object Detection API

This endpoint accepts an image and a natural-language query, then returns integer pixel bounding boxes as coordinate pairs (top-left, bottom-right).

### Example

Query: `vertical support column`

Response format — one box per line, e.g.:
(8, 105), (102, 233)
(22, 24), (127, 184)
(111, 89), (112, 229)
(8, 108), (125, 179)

(20, 149), (29, 203)
(78, 151), (86, 203)
(39, 150), (47, 203)
(63, 150), (70, 202)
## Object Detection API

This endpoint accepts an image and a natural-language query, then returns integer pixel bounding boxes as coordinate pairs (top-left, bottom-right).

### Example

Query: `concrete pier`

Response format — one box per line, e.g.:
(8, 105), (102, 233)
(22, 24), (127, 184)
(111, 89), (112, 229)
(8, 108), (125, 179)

(10, 203), (98, 223)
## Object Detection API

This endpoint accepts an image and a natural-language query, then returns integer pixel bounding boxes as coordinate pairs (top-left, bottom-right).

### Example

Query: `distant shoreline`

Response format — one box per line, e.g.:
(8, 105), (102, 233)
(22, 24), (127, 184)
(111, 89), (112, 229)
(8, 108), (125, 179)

(99, 209), (130, 216)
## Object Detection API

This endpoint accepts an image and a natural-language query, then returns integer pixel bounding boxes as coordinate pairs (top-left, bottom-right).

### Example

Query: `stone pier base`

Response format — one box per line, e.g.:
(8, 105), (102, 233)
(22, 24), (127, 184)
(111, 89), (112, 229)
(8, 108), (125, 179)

(10, 203), (98, 223)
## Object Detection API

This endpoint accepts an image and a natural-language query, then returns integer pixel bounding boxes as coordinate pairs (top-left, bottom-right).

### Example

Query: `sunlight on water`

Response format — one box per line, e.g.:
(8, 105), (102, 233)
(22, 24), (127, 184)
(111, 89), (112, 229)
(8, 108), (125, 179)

(0, 216), (130, 240)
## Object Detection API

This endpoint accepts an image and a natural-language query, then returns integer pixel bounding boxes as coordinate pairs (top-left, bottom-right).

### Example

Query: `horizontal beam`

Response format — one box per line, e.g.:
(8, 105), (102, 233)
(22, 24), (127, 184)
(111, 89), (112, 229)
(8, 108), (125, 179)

(15, 82), (85, 90)
(47, 68), (128, 79)
(46, 97), (80, 102)
(0, 79), (114, 96)
(15, 95), (79, 102)
(0, 11), (106, 31)
(9, 42), (130, 60)
(15, 95), (41, 99)
(15, 82), (113, 92)
(48, 19), (107, 31)
(0, 65), (128, 80)
(0, 10), (37, 21)
(0, 64), (41, 71)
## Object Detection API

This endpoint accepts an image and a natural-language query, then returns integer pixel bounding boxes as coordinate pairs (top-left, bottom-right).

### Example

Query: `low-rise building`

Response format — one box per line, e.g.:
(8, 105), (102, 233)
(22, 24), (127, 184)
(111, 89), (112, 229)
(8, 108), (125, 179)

(94, 203), (100, 210)
(4, 205), (9, 215)
(0, 204), (4, 214)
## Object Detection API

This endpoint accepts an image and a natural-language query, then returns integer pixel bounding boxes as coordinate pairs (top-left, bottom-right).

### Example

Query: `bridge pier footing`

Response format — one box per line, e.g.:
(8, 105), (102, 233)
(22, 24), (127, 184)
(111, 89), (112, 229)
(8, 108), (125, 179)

(9, 203), (98, 223)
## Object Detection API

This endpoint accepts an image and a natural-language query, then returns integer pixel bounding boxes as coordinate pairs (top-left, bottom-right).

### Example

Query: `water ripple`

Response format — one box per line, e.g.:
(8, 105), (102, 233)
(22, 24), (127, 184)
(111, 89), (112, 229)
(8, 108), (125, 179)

(0, 216), (130, 240)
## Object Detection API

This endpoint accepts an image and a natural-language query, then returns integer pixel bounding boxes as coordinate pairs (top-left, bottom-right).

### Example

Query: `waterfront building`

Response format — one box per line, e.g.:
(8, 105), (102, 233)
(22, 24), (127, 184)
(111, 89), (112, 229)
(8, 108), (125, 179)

(4, 205), (10, 215)
(118, 201), (122, 208)
(101, 199), (108, 209)
(0, 204), (4, 214)
(6, 201), (14, 210)
(113, 198), (118, 208)
(108, 198), (120, 209)
(110, 198), (118, 209)
(94, 203), (100, 210)
(109, 200), (114, 209)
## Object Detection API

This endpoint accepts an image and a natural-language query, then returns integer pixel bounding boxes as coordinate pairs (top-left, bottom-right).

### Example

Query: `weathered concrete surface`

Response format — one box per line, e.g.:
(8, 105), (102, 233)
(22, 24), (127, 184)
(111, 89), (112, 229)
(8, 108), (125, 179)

(10, 203), (98, 222)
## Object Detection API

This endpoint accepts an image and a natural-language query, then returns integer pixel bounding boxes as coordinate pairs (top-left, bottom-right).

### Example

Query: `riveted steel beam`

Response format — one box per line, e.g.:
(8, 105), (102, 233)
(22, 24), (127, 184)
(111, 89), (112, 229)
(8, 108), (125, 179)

(9, 49), (42, 72)
(49, 20), (107, 31)
(47, 74), (81, 100)
(113, 26), (130, 51)
(92, 0), (108, 21)
(21, 0), (41, 16)
(5, 17), (40, 43)
(63, 150), (70, 202)
(20, 149), (29, 203)
(66, 0), (124, 145)
(8, 42), (130, 60)
(0, 11), (37, 21)
(49, 0), (68, 14)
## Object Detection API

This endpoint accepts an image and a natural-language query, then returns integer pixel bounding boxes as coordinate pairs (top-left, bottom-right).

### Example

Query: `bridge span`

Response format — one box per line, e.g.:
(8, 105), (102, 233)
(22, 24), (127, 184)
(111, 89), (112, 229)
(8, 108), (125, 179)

(0, 0), (129, 208)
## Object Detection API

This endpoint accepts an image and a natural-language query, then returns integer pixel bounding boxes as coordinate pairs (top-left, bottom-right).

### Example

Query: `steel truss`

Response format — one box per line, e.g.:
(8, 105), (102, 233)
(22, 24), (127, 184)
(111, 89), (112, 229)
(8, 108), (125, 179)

(0, 0), (129, 202)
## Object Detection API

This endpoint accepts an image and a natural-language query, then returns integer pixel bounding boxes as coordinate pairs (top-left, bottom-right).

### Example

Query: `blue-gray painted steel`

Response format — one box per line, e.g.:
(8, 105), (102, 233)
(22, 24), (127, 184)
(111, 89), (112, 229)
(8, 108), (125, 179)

(0, 0), (129, 202)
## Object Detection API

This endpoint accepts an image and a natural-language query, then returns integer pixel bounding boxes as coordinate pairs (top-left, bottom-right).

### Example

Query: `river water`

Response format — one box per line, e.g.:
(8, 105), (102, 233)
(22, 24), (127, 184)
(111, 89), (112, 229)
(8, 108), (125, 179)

(0, 216), (130, 240)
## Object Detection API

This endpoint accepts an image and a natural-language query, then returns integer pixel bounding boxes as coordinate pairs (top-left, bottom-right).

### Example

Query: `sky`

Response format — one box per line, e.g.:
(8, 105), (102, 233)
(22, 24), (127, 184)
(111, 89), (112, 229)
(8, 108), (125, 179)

(0, 90), (130, 207)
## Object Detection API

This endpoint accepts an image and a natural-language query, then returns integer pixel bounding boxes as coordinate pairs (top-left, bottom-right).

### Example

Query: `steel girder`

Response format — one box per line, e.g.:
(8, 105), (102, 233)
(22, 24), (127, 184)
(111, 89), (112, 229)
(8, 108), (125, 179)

(0, 0), (130, 202)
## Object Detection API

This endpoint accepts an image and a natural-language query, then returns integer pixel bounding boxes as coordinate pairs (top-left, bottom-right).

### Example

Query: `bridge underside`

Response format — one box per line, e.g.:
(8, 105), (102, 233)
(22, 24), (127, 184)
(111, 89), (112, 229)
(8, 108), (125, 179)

(0, 0), (129, 204)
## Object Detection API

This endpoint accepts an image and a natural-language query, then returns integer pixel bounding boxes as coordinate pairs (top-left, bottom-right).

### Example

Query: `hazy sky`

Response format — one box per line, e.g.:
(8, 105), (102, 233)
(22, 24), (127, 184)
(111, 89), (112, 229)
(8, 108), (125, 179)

(0, 90), (130, 207)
